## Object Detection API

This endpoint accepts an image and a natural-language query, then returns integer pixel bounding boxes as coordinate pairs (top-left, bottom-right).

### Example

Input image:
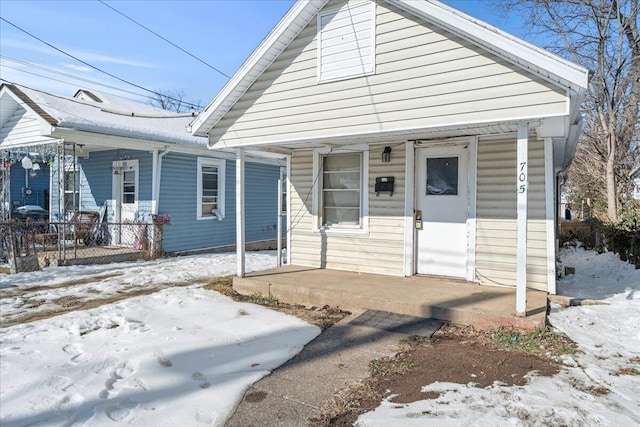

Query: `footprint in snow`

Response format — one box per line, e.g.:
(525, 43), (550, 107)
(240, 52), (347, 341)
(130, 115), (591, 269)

(62, 343), (88, 363)
(191, 372), (211, 389)
(105, 399), (138, 422)
(155, 352), (173, 367)
(46, 375), (74, 391)
(195, 408), (218, 425)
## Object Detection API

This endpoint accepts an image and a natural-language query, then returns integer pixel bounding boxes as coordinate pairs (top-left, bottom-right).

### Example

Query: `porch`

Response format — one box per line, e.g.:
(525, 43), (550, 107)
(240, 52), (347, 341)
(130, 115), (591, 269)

(234, 266), (548, 330)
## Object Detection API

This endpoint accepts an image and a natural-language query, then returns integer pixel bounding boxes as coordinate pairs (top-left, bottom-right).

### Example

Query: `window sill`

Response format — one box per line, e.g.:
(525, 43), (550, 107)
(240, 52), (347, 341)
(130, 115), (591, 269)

(197, 213), (224, 221)
(314, 227), (368, 237)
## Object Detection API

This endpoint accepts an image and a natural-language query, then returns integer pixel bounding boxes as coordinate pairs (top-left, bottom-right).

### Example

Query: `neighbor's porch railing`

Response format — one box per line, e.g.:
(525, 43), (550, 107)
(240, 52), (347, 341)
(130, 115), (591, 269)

(0, 219), (164, 273)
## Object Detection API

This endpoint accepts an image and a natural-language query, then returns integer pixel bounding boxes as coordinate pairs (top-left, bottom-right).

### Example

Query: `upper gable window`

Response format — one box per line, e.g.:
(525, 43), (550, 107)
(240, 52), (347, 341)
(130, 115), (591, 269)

(317, 1), (376, 83)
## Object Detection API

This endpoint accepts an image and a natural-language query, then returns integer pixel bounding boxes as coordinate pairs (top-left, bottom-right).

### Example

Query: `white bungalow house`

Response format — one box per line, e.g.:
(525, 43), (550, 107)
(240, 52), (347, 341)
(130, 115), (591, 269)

(190, 0), (589, 314)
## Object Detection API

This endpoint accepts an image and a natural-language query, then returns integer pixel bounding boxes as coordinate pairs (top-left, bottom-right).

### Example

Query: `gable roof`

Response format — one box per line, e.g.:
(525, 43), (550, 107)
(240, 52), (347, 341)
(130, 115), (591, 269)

(1, 83), (206, 149)
(190, 0), (589, 137)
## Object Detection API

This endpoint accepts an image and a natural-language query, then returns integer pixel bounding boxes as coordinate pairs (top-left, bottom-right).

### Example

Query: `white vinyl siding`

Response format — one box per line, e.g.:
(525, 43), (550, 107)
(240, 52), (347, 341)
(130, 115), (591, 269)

(318, 1), (375, 82)
(291, 144), (406, 276)
(0, 107), (55, 148)
(197, 157), (225, 220)
(475, 137), (549, 291)
(209, 0), (567, 147)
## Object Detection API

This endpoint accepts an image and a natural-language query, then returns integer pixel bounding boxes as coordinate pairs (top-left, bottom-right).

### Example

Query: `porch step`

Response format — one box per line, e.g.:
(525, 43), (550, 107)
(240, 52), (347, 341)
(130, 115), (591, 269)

(233, 266), (547, 330)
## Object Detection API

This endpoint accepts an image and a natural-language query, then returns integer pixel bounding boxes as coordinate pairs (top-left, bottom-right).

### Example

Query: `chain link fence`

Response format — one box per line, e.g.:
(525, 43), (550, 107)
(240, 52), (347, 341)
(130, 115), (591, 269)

(1, 219), (164, 274)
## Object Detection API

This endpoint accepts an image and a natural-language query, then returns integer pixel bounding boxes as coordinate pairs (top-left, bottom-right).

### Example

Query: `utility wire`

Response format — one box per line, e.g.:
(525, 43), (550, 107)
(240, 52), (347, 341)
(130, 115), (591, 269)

(98, 0), (230, 79)
(0, 16), (202, 110)
(1, 56), (153, 100)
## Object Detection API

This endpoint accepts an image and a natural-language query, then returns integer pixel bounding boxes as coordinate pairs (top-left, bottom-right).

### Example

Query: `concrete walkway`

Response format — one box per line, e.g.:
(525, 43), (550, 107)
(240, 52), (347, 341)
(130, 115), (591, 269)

(226, 310), (443, 427)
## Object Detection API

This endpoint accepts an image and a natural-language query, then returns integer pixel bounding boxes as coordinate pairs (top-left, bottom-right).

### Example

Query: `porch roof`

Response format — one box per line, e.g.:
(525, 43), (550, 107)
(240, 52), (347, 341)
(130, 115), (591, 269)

(0, 83), (207, 152)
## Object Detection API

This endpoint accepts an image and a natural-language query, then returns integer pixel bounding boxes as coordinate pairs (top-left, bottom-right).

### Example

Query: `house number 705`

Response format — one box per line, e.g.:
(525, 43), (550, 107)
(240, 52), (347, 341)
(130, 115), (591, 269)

(518, 161), (527, 193)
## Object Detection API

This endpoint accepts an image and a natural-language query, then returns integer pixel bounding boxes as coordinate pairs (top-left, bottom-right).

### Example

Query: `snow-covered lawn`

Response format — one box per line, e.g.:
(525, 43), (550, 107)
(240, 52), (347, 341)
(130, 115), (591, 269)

(0, 251), (275, 325)
(1, 246), (639, 426)
(357, 245), (640, 426)
(0, 251), (320, 426)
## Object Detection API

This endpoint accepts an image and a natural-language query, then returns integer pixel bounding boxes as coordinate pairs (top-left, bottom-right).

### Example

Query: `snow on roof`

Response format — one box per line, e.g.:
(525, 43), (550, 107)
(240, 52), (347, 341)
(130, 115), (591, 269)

(9, 84), (207, 148)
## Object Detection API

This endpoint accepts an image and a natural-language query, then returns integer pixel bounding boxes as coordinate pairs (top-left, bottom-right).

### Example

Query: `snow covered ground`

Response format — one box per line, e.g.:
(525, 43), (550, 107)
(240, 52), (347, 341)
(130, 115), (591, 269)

(357, 245), (640, 426)
(1, 251), (321, 426)
(1, 246), (639, 426)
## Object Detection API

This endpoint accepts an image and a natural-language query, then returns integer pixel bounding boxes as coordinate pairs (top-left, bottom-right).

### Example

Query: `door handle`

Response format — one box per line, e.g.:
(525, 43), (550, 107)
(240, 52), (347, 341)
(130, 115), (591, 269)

(415, 210), (422, 230)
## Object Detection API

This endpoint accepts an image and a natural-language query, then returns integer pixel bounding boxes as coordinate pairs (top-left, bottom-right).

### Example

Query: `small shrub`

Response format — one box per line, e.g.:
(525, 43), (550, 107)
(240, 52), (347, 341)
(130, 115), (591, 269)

(249, 293), (279, 306)
(489, 326), (576, 356)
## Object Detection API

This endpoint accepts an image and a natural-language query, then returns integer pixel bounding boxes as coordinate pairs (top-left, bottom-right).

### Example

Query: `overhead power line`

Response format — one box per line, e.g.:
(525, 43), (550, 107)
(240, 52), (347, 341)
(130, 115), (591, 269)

(0, 16), (203, 110)
(98, 0), (231, 79)
(1, 55), (152, 99)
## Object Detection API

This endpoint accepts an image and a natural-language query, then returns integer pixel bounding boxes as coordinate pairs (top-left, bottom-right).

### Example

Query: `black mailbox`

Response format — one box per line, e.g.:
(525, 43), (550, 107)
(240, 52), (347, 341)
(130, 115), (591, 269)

(375, 176), (394, 196)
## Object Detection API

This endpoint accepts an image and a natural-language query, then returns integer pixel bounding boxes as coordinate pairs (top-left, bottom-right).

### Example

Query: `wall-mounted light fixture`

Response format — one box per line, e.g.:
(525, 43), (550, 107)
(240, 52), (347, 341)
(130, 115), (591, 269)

(382, 146), (392, 163)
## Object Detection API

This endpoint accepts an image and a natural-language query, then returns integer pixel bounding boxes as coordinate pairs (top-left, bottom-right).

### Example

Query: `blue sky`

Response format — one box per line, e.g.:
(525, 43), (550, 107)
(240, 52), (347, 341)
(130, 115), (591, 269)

(0, 1), (519, 110)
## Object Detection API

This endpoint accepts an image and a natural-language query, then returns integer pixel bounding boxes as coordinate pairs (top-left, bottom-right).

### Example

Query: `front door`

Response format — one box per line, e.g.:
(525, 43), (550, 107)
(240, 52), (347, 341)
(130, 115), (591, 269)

(416, 145), (468, 277)
(112, 160), (138, 245)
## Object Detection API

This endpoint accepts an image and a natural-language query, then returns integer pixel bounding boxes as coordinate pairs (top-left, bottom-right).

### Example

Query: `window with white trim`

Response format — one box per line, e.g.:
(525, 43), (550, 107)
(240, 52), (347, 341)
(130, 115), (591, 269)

(197, 158), (225, 220)
(64, 169), (80, 213)
(314, 147), (369, 233)
(317, 0), (375, 82)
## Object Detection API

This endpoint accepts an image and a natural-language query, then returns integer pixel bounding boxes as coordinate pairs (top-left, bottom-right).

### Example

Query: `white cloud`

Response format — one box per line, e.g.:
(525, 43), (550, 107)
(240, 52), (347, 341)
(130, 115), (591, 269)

(63, 64), (93, 73)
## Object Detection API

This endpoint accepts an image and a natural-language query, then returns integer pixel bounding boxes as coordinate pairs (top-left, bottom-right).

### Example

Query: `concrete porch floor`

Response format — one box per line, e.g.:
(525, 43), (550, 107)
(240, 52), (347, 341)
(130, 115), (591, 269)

(234, 265), (548, 330)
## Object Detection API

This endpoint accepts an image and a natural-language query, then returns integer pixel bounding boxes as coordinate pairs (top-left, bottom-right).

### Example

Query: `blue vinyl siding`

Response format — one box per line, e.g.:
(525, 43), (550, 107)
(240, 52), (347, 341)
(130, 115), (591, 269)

(245, 162), (280, 243)
(45, 150), (281, 253)
(159, 154), (281, 253)
(159, 153), (236, 252)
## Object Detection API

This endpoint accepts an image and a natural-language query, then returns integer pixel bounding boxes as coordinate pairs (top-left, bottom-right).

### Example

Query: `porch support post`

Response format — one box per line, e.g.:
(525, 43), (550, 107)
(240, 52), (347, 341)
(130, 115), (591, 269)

(544, 138), (557, 294)
(236, 148), (246, 278)
(286, 155), (292, 266)
(276, 169), (283, 267)
(151, 149), (159, 214)
(516, 122), (528, 316)
(403, 140), (415, 276)
(466, 136), (478, 282)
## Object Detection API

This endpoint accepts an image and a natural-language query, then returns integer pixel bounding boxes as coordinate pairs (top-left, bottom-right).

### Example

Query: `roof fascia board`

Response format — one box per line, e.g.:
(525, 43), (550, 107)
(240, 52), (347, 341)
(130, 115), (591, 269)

(50, 128), (209, 155)
(190, 0), (329, 136)
(388, 0), (588, 94)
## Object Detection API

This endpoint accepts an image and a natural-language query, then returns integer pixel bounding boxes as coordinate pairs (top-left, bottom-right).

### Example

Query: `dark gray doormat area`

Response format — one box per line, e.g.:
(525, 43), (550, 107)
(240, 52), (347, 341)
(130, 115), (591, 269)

(349, 310), (443, 337)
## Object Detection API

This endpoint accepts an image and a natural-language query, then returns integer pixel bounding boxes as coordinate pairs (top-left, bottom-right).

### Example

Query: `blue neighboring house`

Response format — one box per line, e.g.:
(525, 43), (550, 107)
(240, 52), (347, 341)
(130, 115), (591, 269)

(0, 83), (284, 254)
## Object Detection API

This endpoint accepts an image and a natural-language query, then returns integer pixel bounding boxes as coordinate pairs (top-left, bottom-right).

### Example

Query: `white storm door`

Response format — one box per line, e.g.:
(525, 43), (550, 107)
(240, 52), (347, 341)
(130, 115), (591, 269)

(416, 145), (468, 277)
(112, 160), (139, 245)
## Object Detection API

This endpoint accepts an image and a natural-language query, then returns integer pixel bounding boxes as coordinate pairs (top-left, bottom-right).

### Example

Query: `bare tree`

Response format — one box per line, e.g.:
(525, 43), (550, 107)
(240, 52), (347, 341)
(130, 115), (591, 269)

(495, 0), (639, 221)
(149, 89), (199, 114)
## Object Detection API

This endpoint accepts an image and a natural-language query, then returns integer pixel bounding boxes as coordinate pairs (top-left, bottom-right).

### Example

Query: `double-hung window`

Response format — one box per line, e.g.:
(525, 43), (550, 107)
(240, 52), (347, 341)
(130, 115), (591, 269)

(197, 158), (225, 220)
(64, 169), (80, 213)
(314, 147), (368, 233)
